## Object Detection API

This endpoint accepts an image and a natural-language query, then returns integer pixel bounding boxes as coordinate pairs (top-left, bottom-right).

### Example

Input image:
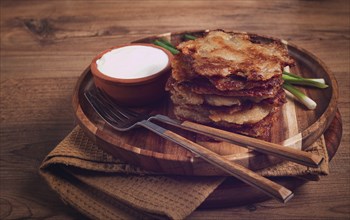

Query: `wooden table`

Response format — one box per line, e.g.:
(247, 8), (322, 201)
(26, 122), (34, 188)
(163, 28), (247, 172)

(1, 0), (349, 219)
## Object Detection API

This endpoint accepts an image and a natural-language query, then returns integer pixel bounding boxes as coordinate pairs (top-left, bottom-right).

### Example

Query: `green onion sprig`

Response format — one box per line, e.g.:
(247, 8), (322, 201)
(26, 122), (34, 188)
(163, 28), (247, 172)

(154, 40), (179, 55)
(282, 74), (328, 89)
(154, 34), (197, 54)
(282, 71), (328, 88)
(283, 71), (326, 84)
(158, 38), (176, 49)
(282, 69), (328, 109)
(184, 34), (197, 40)
(283, 83), (317, 110)
(154, 34), (196, 54)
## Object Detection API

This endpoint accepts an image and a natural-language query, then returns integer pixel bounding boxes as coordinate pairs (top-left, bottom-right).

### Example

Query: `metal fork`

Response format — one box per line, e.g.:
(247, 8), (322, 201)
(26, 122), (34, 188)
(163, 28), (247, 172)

(85, 88), (294, 203)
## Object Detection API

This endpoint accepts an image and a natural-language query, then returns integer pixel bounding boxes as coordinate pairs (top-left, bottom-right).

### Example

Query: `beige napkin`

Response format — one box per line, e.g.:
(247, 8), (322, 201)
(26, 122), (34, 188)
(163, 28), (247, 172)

(39, 126), (329, 220)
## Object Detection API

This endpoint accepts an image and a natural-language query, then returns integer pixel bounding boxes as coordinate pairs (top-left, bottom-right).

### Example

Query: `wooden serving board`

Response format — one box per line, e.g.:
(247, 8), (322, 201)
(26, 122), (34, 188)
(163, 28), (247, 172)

(73, 30), (339, 176)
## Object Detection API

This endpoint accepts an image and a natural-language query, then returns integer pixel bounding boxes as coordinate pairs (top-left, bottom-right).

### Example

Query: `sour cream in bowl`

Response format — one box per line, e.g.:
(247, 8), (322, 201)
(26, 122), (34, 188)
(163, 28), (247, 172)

(90, 43), (173, 106)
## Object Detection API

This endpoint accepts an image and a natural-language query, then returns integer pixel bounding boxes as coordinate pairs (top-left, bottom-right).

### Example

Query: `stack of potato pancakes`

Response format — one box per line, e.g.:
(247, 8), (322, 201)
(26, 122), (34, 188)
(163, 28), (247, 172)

(166, 30), (295, 141)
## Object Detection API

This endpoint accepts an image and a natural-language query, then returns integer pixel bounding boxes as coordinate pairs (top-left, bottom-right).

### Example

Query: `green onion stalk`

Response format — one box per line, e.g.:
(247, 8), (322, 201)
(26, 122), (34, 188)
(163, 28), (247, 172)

(283, 83), (317, 110)
(184, 34), (197, 40)
(282, 72), (328, 88)
(154, 40), (179, 55)
(281, 66), (328, 109)
(158, 37), (176, 49)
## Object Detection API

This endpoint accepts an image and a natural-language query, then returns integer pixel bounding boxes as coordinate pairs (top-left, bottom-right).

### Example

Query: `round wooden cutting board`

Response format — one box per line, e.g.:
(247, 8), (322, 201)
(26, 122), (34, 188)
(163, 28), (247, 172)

(73, 30), (339, 176)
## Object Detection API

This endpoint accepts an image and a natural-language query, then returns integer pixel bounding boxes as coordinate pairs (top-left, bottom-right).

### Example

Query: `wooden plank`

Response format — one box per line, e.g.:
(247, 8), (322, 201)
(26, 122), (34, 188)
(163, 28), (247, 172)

(1, 0), (349, 219)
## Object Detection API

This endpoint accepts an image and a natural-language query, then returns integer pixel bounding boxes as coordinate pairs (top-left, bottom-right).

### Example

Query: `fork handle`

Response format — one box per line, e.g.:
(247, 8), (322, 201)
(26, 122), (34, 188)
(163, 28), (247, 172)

(152, 115), (323, 168)
(139, 120), (293, 203)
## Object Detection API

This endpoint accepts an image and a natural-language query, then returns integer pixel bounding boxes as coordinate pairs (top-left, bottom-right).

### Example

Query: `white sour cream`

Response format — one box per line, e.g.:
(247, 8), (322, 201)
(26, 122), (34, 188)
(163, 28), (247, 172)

(96, 45), (169, 79)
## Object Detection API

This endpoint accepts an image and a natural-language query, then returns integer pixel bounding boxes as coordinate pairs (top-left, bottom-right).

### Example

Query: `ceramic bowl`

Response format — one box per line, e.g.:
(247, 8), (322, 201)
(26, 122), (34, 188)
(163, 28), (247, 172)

(90, 43), (173, 107)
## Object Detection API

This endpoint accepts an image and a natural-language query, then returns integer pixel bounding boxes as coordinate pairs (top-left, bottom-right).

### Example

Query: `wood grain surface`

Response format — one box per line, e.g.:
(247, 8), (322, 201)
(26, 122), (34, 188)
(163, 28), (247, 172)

(1, 0), (349, 219)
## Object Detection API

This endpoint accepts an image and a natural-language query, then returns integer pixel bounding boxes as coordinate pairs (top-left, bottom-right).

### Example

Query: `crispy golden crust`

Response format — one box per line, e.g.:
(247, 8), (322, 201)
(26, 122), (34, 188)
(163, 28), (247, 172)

(167, 30), (291, 141)
(174, 31), (294, 81)
(174, 102), (274, 125)
(208, 75), (283, 91)
(171, 53), (197, 82)
(174, 105), (279, 141)
(169, 80), (286, 107)
(166, 76), (282, 99)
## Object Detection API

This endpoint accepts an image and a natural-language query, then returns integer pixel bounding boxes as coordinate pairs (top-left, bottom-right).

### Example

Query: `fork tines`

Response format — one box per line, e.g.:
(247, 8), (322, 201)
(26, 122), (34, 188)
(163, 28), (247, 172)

(85, 88), (141, 129)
